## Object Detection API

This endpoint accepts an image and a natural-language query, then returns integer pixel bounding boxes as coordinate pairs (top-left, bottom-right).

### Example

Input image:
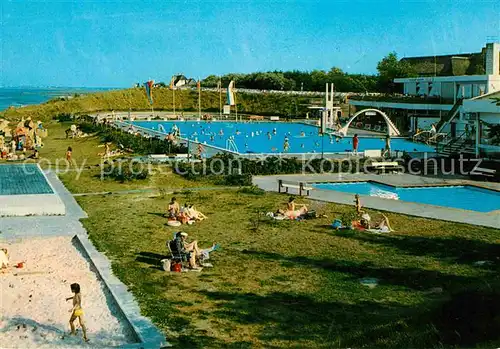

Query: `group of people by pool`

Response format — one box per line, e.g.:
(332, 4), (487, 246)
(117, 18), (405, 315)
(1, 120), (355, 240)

(267, 194), (393, 233)
(349, 194), (393, 232)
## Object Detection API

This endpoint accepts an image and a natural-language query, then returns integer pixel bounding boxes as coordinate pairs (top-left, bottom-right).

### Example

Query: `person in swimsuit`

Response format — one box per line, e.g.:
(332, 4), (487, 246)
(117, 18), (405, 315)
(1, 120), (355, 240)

(66, 283), (89, 342)
(285, 197), (308, 219)
(66, 146), (72, 163)
(167, 197), (180, 219)
(354, 194), (362, 214)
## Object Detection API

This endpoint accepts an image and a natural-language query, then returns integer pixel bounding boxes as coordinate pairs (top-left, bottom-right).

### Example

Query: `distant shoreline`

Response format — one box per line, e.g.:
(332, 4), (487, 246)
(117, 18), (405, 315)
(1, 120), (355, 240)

(0, 87), (118, 112)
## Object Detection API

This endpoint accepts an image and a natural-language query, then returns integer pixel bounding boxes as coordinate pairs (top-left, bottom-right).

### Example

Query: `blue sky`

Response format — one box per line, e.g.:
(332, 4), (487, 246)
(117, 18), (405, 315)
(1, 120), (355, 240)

(1, 0), (499, 87)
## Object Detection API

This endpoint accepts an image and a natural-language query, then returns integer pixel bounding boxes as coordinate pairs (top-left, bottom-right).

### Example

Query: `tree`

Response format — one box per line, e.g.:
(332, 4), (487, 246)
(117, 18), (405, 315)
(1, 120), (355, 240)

(201, 75), (220, 87)
(377, 52), (416, 93)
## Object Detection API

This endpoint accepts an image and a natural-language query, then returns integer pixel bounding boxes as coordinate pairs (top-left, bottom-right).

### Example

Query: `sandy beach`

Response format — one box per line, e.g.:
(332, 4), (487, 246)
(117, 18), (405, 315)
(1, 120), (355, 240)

(0, 236), (135, 348)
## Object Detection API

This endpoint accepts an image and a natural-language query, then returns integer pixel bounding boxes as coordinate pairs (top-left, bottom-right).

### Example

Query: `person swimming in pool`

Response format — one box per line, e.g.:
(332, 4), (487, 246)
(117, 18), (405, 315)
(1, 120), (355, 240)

(267, 132), (272, 140)
(300, 131), (305, 137)
(283, 138), (290, 152)
(219, 129), (224, 138)
(272, 128), (277, 136)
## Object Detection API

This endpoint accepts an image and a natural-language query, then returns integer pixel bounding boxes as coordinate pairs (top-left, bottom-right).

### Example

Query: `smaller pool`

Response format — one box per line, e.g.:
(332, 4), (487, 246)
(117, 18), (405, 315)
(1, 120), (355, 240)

(0, 164), (54, 195)
(313, 182), (500, 212)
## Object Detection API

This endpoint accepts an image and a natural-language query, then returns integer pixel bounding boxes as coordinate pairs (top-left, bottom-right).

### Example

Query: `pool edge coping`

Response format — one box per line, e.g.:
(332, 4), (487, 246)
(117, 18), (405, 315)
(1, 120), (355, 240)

(307, 179), (500, 193)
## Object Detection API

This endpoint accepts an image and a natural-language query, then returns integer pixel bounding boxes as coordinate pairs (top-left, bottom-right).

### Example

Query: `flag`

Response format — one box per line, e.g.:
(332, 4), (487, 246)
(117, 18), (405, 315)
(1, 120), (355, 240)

(197, 80), (201, 91)
(226, 80), (235, 106)
(217, 79), (221, 90)
(143, 80), (154, 105)
(169, 76), (175, 90)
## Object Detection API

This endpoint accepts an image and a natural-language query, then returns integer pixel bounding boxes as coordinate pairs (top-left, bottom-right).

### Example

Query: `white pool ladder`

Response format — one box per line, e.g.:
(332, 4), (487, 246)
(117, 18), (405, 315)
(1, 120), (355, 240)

(226, 138), (239, 153)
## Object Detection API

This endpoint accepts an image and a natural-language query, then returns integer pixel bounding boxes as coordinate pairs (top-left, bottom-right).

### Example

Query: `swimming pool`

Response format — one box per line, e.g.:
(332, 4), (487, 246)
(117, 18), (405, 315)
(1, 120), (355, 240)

(313, 182), (500, 212)
(128, 121), (435, 155)
(0, 164), (54, 195)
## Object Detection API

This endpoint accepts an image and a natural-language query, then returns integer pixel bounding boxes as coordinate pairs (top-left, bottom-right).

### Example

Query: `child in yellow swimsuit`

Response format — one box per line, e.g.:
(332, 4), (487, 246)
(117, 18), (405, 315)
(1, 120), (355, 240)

(66, 283), (89, 342)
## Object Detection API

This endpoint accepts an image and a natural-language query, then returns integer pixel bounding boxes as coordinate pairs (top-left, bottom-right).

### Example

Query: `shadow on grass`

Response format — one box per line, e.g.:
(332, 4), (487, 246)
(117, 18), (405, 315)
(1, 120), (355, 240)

(198, 290), (418, 348)
(147, 212), (165, 218)
(344, 233), (500, 267)
(203, 251), (500, 347)
(242, 250), (482, 291)
(135, 251), (166, 270)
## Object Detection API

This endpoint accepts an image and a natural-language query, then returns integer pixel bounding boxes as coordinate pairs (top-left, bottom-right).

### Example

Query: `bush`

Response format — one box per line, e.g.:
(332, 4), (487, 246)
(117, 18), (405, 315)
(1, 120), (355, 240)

(102, 161), (150, 182)
(219, 173), (252, 186)
(238, 185), (265, 195)
(54, 113), (74, 122)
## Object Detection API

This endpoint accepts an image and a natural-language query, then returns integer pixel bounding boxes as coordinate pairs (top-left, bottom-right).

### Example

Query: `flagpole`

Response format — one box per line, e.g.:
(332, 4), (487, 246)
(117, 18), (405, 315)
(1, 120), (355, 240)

(198, 78), (201, 119)
(173, 87), (176, 119)
(219, 77), (222, 119)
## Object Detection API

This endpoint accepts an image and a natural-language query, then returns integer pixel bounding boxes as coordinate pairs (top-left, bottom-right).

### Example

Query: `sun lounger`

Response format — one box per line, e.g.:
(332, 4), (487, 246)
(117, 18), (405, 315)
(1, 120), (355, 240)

(366, 161), (402, 174)
(364, 149), (382, 158)
(469, 167), (497, 181)
(277, 180), (313, 196)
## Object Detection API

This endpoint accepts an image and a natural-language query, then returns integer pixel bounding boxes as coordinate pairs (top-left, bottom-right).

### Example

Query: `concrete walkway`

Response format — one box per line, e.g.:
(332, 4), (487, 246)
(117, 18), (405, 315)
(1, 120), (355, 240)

(0, 171), (168, 348)
(253, 173), (500, 229)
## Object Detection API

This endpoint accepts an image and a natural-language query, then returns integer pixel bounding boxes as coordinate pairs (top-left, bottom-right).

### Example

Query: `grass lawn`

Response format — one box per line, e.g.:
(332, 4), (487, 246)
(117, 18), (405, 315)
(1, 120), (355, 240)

(14, 121), (500, 348)
(77, 190), (500, 348)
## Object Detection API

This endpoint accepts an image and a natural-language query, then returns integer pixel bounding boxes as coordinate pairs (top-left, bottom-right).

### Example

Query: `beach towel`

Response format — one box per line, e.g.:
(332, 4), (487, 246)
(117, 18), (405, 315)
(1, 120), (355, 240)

(366, 227), (392, 234)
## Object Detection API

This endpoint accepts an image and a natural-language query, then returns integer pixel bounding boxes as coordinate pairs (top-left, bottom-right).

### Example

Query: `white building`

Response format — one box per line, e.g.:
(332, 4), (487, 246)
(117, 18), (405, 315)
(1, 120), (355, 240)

(349, 42), (500, 157)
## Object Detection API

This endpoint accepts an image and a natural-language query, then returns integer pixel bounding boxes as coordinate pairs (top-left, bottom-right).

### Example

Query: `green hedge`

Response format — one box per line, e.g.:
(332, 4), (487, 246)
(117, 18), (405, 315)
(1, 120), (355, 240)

(101, 160), (150, 182)
(175, 153), (367, 183)
(78, 121), (188, 155)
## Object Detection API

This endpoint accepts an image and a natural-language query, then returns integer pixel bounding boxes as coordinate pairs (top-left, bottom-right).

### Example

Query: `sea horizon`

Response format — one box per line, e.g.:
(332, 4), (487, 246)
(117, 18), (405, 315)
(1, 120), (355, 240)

(0, 86), (120, 112)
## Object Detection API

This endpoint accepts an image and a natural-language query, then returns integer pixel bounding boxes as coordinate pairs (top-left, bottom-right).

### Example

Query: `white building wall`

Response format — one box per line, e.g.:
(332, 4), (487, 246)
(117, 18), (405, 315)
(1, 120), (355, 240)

(487, 75), (500, 93)
(485, 43), (500, 75)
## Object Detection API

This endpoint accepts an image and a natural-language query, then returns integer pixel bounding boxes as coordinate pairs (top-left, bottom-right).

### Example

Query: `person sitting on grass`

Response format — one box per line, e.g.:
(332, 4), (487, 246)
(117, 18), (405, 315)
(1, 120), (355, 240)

(167, 197), (180, 219)
(186, 204), (207, 221)
(171, 232), (218, 270)
(353, 212), (393, 232)
(371, 213), (393, 232)
(178, 204), (192, 225)
(285, 196), (308, 219)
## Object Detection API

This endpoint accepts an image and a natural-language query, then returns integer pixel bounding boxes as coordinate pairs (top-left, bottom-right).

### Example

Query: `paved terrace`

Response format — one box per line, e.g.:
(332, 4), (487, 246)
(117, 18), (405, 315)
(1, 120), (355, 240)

(0, 171), (168, 348)
(253, 173), (500, 229)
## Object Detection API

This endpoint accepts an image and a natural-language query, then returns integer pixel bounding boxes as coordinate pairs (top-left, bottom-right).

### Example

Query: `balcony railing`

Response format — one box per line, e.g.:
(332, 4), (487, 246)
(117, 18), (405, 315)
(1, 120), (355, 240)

(350, 94), (454, 105)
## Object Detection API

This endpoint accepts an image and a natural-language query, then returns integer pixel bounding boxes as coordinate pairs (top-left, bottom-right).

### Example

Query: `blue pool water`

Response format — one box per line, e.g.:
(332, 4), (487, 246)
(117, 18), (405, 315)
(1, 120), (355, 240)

(129, 121), (435, 154)
(0, 164), (54, 195)
(313, 182), (500, 212)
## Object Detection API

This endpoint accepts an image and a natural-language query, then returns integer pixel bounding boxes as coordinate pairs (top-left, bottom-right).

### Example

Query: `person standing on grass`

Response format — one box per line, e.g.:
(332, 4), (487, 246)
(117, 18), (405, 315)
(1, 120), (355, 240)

(66, 146), (72, 163)
(65, 283), (89, 342)
(354, 194), (362, 214)
(352, 134), (359, 154)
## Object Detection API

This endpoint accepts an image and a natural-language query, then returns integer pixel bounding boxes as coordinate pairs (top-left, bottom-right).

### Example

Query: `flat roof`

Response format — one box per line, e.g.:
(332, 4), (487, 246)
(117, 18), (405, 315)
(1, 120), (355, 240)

(394, 75), (491, 83)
